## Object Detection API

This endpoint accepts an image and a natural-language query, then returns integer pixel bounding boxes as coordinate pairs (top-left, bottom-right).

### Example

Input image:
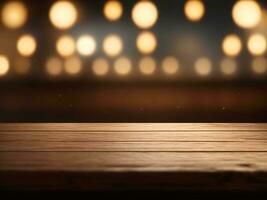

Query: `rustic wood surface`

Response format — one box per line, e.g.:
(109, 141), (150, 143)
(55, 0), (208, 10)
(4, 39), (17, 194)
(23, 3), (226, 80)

(0, 123), (267, 191)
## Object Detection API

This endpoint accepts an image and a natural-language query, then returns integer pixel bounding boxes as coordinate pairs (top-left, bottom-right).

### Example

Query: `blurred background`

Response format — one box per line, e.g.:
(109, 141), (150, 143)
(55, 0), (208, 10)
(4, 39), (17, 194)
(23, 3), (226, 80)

(0, 0), (266, 122)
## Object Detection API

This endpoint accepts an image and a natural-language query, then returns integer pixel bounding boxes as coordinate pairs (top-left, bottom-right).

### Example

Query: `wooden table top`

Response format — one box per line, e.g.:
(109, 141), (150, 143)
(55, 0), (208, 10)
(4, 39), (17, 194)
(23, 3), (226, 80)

(1, 123), (267, 191)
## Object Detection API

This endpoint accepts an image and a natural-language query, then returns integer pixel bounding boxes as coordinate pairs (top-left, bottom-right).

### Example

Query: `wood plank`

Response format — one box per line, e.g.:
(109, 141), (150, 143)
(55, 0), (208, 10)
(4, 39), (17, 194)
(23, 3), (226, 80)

(0, 141), (267, 152)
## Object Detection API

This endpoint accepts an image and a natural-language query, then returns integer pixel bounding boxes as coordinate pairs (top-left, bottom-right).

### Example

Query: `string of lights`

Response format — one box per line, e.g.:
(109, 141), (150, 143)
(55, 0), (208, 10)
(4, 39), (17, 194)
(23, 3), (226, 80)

(0, 0), (266, 80)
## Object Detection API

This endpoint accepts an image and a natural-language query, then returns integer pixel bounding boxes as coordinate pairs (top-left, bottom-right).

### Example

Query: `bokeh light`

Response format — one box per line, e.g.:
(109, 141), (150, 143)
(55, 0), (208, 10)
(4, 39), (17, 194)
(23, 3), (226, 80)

(46, 57), (63, 76)
(220, 58), (238, 76)
(14, 58), (31, 75)
(222, 34), (242, 57)
(1, 1), (28, 29)
(136, 31), (157, 54)
(92, 58), (110, 76)
(195, 57), (212, 76)
(0, 55), (10, 76)
(17, 34), (37, 57)
(104, 0), (123, 21)
(64, 56), (82, 75)
(247, 33), (267, 56)
(162, 57), (180, 75)
(49, 1), (78, 30)
(56, 35), (76, 57)
(232, 0), (262, 29)
(77, 35), (97, 56)
(132, 1), (158, 29)
(103, 34), (123, 57)
(114, 57), (132, 76)
(139, 57), (157, 75)
(251, 57), (267, 74)
(184, 0), (205, 22)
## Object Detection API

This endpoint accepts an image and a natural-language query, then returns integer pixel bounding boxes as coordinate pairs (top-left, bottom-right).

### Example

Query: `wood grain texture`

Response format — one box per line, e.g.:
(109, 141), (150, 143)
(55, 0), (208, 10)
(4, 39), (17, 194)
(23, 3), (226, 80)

(0, 123), (267, 191)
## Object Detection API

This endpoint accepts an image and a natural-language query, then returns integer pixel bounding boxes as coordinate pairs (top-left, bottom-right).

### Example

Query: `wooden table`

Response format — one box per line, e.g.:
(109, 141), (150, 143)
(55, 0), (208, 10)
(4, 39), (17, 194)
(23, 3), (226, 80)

(1, 123), (267, 191)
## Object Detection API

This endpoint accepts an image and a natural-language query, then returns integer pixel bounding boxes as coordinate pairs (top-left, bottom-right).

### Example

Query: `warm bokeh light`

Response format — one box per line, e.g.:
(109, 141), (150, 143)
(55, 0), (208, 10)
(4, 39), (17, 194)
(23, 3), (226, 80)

(114, 57), (132, 76)
(56, 35), (76, 57)
(77, 35), (97, 56)
(46, 57), (63, 76)
(139, 57), (156, 75)
(195, 57), (212, 76)
(251, 57), (267, 74)
(136, 31), (157, 54)
(232, 0), (262, 29)
(104, 0), (123, 21)
(49, 1), (78, 30)
(1, 1), (28, 29)
(17, 34), (37, 57)
(14, 58), (31, 75)
(162, 57), (180, 75)
(184, 0), (205, 22)
(222, 34), (242, 57)
(0, 55), (10, 76)
(92, 58), (110, 76)
(247, 34), (267, 56)
(132, 1), (158, 29)
(220, 58), (238, 76)
(103, 34), (123, 57)
(64, 56), (82, 75)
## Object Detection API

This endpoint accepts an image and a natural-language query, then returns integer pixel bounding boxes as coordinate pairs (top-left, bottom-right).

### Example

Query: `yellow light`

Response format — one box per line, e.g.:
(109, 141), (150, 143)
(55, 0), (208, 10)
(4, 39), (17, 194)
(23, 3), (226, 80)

(104, 0), (123, 21)
(49, 1), (78, 30)
(77, 35), (97, 56)
(103, 34), (123, 57)
(56, 35), (76, 57)
(64, 56), (82, 75)
(195, 57), (212, 76)
(132, 1), (158, 29)
(222, 34), (242, 57)
(251, 57), (267, 74)
(247, 34), (267, 56)
(92, 58), (110, 76)
(139, 57), (156, 75)
(46, 57), (63, 76)
(220, 58), (238, 76)
(184, 0), (205, 22)
(162, 57), (180, 75)
(14, 58), (31, 75)
(232, 0), (262, 29)
(1, 1), (28, 29)
(136, 31), (157, 54)
(0, 55), (10, 76)
(17, 34), (37, 57)
(114, 57), (132, 76)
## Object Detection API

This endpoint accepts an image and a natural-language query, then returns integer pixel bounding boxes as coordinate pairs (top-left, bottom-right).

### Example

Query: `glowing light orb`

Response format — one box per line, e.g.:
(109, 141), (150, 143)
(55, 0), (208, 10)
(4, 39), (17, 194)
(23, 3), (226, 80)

(184, 0), (205, 22)
(104, 0), (123, 21)
(195, 57), (212, 76)
(162, 57), (179, 75)
(92, 58), (110, 76)
(222, 34), (242, 57)
(49, 1), (78, 30)
(0, 55), (9, 76)
(17, 34), (37, 57)
(220, 58), (238, 76)
(139, 57), (156, 75)
(251, 57), (267, 74)
(247, 34), (267, 56)
(77, 35), (97, 56)
(232, 0), (262, 29)
(136, 31), (157, 54)
(114, 57), (132, 76)
(64, 56), (82, 75)
(1, 1), (28, 29)
(46, 57), (63, 76)
(132, 1), (158, 29)
(56, 35), (76, 57)
(103, 34), (123, 57)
